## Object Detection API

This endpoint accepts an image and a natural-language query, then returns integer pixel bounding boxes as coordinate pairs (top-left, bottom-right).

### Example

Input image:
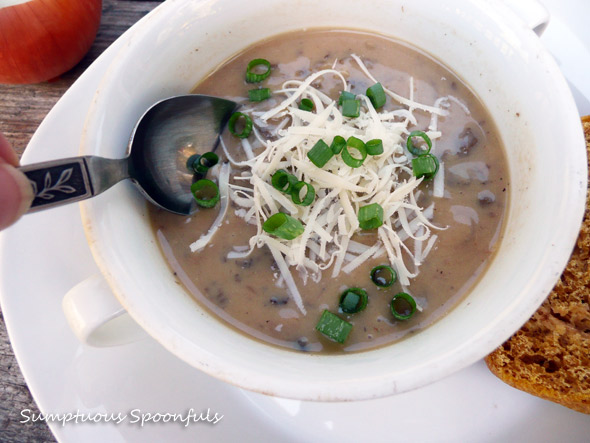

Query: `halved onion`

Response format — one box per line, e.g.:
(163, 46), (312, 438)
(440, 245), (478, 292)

(0, 0), (102, 84)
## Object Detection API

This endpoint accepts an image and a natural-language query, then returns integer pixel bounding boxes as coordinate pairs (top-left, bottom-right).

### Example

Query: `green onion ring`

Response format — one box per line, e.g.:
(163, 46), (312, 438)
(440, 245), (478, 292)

(245, 58), (272, 83)
(315, 310), (353, 344)
(412, 153), (439, 180)
(338, 91), (356, 106)
(307, 139), (334, 168)
(366, 82), (386, 109)
(338, 90), (356, 105)
(339, 288), (368, 314)
(186, 154), (201, 173)
(342, 136), (367, 168)
(330, 135), (346, 154)
(271, 169), (298, 194)
(228, 112), (253, 139)
(341, 98), (361, 118)
(291, 181), (315, 206)
(366, 139), (384, 156)
(199, 152), (219, 168)
(358, 202), (384, 230)
(406, 130), (432, 156)
(248, 87), (271, 102)
(390, 292), (417, 321)
(191, 179), (220, 208)
(188, 151), (219, 176)
(370, 265), (397, 287)
(299, 98), (314, 111)
(262, 213), (304, 240)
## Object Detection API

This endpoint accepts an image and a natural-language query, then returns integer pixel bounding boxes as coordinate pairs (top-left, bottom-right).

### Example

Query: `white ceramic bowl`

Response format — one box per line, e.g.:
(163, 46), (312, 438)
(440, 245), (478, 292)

(79, 0), (587, 400)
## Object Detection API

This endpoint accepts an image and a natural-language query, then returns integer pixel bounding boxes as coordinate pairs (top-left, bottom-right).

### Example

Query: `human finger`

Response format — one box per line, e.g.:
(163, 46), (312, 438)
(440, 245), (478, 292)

(0, 133), (34, 229)
(0, 132), (20, 166)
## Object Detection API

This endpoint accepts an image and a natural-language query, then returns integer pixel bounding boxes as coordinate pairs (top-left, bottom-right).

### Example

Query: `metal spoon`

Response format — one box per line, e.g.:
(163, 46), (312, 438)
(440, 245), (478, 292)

(19, 94), (238, 215)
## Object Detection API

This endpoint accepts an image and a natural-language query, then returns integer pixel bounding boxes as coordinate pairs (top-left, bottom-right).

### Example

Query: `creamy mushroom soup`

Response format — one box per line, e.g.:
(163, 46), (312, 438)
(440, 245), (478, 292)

(149, 30), (508, 353)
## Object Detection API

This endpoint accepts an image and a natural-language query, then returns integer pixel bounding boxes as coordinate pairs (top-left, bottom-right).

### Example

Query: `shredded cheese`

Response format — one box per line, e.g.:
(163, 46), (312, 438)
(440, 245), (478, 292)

(192, 56), (467, 315)
(190, 163), (231, 252)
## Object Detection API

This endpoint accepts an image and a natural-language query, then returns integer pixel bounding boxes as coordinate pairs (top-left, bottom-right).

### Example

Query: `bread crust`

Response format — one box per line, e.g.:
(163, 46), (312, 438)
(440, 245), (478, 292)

(485, 116), (590, 414)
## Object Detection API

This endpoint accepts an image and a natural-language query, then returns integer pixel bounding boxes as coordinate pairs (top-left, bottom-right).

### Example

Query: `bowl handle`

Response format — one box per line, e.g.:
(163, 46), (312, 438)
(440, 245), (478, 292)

(503, 0), (550, 36)
(62, 274), (148, 347)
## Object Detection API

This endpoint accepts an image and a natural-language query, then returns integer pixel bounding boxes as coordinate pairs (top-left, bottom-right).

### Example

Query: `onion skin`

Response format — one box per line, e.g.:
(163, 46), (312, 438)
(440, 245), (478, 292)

(0, 0), (102, 84)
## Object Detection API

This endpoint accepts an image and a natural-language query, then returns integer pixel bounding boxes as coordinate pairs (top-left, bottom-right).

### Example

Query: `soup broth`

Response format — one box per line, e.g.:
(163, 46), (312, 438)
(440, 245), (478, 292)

(149, 30), (509, 353)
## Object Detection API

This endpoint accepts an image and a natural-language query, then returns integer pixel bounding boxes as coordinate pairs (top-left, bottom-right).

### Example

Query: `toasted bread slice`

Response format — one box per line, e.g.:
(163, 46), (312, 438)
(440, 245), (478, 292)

(485, 116), (590, 414)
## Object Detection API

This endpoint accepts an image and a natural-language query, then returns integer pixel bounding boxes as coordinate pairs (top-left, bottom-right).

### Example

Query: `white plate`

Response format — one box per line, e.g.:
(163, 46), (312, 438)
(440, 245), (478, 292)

(1, 1), (589, 441)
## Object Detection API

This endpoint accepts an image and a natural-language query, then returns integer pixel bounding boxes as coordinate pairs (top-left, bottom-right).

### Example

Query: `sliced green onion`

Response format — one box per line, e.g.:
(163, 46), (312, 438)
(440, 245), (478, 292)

(315, 310), (352, 344)
(248, 87), (271, 102)
(191, 179), (220, 208)
(370, 265), (397, 287)
(245, 58), (271, 83)
(291, 181), (315, 206)
(412, 153), (439, 180)
(342, 136), (367, 168)
(271, 169), (298, 194)
(188, 152), (219, 176)
(358, 202), (384, 230)
(228, 112), (253, 138)
(341, 99), (361, 118)
(199, 152), (219, 168)
(299, 98), (314, 111)
(330, 135), (346, 154)
(366, 139), (384, 156)
(307, 139), (333, 168)
(262, 213), (304, 240)
(366, 82), (386, 109)
(186, 154), (201, 173)
(338, 90), (356, 105)
(339, 288), (368, 314)
(390, 292), (417, 320)
(406, 130), (432, 156)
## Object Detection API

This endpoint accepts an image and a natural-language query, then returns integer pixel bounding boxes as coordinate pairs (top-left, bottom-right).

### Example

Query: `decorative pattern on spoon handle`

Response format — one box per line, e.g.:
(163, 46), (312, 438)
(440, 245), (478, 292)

(19, 158), (94, 213)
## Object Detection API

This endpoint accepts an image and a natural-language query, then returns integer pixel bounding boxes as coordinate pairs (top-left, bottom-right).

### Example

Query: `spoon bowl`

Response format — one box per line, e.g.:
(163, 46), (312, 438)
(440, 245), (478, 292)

(19, 94), (238, 215)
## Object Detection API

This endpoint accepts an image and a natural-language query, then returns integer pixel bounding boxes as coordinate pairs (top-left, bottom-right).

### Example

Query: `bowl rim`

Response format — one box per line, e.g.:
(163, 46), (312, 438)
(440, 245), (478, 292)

(79, 0), (588, 401)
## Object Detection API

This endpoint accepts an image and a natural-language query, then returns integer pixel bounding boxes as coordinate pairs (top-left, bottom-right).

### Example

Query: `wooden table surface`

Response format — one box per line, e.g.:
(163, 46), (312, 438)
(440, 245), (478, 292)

(0, 1), (163, 441)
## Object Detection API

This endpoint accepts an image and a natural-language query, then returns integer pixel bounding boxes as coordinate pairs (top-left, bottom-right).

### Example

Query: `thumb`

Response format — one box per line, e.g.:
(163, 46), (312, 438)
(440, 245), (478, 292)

(0, 164), (34, 230)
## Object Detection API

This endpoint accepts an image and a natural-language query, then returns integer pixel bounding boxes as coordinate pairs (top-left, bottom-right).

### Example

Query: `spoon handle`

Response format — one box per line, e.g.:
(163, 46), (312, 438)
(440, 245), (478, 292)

(19, 156), (129, 213)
